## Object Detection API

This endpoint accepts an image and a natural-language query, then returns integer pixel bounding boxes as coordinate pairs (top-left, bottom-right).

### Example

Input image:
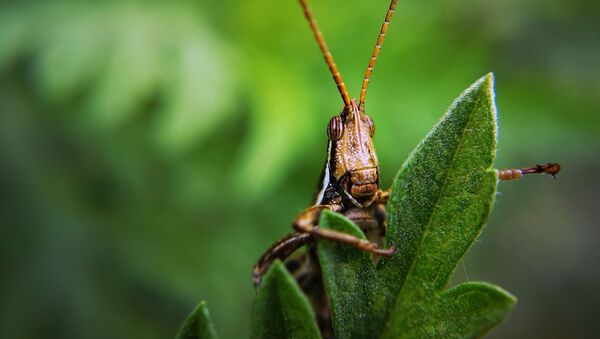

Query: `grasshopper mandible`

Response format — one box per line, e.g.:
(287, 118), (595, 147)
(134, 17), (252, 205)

(253, 0), (560, 335)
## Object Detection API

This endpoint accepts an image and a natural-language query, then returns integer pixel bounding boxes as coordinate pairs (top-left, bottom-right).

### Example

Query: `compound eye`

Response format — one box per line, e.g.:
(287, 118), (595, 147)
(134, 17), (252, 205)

(365, 114), (375, 137)
(327, 115), (343, 140)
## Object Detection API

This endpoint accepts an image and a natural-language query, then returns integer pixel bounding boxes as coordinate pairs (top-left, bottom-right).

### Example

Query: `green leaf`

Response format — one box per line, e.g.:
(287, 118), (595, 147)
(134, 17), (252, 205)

(435, 282), (515, 338)
(316, 211), (379, 339)
(175, 301), (218, 339)
(251, 260), (321, 339)
(317, 74), (515, 338)
(380, 73), (512, 338)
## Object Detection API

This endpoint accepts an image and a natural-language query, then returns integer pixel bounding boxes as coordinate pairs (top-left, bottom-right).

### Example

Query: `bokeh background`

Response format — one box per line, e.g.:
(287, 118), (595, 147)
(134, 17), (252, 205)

(1, 0), (598, 338)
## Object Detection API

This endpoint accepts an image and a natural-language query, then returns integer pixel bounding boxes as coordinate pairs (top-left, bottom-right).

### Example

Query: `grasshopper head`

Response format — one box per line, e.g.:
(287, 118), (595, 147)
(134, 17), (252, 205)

(298, 0), (398, 208)
(326, 99), (379, 207)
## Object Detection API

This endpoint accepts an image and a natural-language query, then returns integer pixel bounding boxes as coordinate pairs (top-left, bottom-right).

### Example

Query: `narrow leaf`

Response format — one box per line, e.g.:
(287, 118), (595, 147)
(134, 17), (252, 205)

(252, 75), (511, 338)
(309, 75), (509, 339)
(316, 210), (379, 339)
(175, 301), (218, 339)
(380, 74), (503, 337)
(251, 260), (321, 339)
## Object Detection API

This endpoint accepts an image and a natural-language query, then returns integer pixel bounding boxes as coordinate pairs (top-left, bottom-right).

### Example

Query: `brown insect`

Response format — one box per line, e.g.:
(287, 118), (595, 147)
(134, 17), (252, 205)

(252, 0), (561, 336)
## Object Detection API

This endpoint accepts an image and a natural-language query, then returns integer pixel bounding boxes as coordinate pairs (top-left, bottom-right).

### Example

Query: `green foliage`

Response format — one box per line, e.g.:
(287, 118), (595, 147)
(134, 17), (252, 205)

(176, 302), (218, 339)
(0, 2), (237, 155)
(0, 0), (594, 338)
(247, 74), (515, 338)
(251, 261), (321, 339)
(380, 74), (514, 338)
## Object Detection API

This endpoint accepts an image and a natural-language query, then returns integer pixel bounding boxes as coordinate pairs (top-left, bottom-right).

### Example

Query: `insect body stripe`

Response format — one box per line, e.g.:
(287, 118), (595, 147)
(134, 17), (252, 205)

(314, 141), (332, 205)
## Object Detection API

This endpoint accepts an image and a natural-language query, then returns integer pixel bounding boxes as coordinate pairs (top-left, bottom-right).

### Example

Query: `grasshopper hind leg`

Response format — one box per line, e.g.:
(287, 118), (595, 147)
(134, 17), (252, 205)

(252, 232), (311, 288)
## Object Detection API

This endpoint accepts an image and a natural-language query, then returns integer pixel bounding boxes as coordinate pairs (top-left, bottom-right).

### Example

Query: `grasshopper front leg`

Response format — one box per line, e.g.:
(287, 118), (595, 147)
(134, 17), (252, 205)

(293, 204), (396, 257)
(253, 204), (395, 288)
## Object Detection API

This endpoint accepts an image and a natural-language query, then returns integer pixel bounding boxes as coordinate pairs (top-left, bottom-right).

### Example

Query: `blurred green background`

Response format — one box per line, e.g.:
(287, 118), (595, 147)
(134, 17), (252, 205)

(0, 0), (598, 338)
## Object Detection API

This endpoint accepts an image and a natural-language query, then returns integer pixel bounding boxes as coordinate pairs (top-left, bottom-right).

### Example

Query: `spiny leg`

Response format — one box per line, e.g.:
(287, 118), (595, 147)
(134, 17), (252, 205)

(253, 204), (395, 287)
(293, 204), (396, 257)
(499, 163), (561, 181)
(253, 232), (311, 288)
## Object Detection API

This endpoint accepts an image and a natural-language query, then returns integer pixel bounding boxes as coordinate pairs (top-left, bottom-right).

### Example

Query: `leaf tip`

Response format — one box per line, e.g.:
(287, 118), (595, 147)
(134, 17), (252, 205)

(251, 260), (321, 339)
(484, 72), (495, 85)
(472, 72), (494, 95)
(487, 282), (517, 305)
(478, 72), (499, 147)
(176, 300), (218, 339)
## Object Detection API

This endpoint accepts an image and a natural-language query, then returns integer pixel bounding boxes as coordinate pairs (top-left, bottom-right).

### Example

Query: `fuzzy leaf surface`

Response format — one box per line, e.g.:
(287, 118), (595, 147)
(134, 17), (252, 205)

(317, 211), (379, 339)
(251, 260), (321, 339)
(175, 301), (218, 339)
(317, 74), (515, 339)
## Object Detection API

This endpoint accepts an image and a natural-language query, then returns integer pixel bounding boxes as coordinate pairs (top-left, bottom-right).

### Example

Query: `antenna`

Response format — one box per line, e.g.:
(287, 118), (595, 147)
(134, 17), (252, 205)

(298, 0), (352, 109)
(359, 0), (398, 112)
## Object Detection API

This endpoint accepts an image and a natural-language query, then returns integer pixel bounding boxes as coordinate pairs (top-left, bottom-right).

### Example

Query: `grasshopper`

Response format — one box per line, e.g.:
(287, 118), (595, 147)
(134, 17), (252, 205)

(252, 0), (560, 335)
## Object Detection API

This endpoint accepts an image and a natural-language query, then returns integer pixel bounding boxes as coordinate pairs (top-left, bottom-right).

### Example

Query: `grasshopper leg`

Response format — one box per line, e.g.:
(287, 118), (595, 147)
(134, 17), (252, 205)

(499, 163), (561, 181)
(253, 204), (396, 288)
(293, 204), (396, 257)
(252, 232), (312, 289)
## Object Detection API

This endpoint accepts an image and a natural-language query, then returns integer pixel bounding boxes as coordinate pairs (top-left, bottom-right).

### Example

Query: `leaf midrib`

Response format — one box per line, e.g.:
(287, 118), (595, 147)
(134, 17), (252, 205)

(392, 83), (486, 296)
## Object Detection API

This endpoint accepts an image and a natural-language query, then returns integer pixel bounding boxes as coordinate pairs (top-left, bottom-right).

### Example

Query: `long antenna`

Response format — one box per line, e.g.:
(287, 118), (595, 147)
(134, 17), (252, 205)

(359, 0), (398, 112)
(298, 0), (352, 109)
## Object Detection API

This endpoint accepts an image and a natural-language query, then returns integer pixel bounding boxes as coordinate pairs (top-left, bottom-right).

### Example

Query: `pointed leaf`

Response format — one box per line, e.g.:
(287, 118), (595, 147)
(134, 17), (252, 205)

(176, 301), (218, 339)
(251, 260), (321, 339)
(381, 73), (498, 288)
(312, 75), (510, 339)
(380, 74), (503, 337)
